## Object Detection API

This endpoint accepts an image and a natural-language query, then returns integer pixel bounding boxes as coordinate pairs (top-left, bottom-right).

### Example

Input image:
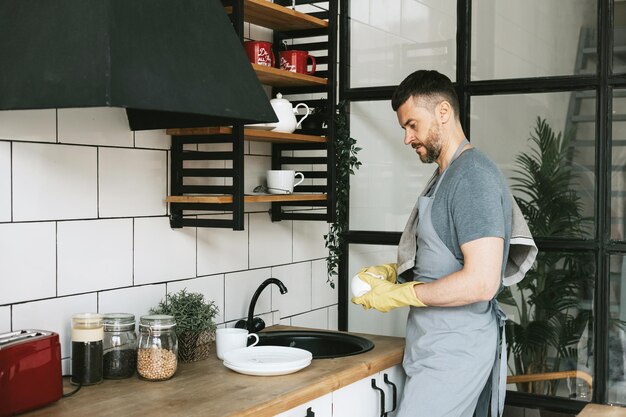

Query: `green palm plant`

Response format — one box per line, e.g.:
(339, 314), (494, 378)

(498, 117), (594, 395)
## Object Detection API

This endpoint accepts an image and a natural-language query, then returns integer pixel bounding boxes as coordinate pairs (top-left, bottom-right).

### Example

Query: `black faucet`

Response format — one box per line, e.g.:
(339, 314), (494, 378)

(235, 278), (288, 333)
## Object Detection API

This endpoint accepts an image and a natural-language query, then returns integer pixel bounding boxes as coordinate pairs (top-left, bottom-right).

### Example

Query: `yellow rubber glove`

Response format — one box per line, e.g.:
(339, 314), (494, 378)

(351, 274), (427, 313)
(357, 263), (398, 283)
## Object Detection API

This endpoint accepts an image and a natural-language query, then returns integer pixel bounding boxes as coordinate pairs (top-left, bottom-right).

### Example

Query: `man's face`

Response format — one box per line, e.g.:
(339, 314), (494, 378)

(396, 97), (442, 164)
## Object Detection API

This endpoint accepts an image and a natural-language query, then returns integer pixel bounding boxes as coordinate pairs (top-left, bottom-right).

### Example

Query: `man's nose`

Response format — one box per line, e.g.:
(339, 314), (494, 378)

(404, 130), (413, 145)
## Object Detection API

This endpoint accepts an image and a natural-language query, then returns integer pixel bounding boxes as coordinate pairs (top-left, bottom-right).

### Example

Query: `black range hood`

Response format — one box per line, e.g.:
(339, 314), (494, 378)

(0, 0), (278, 130)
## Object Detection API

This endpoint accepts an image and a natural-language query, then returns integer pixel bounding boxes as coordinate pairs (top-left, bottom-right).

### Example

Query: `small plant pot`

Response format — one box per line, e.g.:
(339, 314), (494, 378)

(177, 329), (215, 363)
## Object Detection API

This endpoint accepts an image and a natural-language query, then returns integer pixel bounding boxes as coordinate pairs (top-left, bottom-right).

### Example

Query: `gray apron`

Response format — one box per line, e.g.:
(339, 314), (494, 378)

(396, 140), (507, 417)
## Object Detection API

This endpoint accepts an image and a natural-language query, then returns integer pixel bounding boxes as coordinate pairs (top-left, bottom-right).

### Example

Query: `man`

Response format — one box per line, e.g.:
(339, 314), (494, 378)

(352, 70), (536, 417)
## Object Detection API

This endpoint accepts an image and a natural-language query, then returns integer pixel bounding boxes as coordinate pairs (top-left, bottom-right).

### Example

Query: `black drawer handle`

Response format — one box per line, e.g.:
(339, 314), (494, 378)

(305, 406), (315, 417)
(383, 373), (398, 414)
(371, 378), (386, 417)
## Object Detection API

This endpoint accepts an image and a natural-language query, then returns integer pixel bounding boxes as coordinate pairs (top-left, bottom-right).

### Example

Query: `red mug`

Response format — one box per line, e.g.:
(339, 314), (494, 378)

(279, 50), (316, 75)
(243, 41), (275, 67)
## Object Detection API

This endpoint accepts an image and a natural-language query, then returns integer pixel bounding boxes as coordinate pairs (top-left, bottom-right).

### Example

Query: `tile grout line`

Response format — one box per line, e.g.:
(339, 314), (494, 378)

(9, 141), (13, 222)
(55, 221), (58, 297)
(132, 218), (135, 286)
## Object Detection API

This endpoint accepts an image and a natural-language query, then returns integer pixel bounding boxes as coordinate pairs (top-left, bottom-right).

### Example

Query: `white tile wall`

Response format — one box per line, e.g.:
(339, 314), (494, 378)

(0, 306), (10, 333)
(134, 130), (170, 150)
(311, 259), (337, 309)
(0, 142), (10, 222)
(0, 110), (56, 142)
(167, 274), (225, 325)
(98, 284), (167, 326)
(57, 219), (133, 296)
(12, 293), (98, 358)
(12, 142), (97, 221)
(290, 308), (328, 330)
(244, 154), (271, 194)
(249, 212), (292, 268)
(99, 147), (167, 217)
(271, 262), (312, 318)
(0, 222), (56, 304)
(293, 214), (328, 262)
(58, 108), (133, 147)
(224, 268), (272, 322)
(328, 305), (338, 331)
(134, 217), (196, 284)
(197, 215), (249, 276)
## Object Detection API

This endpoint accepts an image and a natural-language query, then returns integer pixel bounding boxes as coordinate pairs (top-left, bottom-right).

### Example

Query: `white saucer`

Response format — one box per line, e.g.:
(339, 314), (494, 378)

(222, 346), (312, 376)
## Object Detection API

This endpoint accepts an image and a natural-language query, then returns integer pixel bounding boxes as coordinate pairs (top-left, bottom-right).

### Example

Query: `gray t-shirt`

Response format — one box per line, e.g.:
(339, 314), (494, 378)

(425, 148), (512, 276)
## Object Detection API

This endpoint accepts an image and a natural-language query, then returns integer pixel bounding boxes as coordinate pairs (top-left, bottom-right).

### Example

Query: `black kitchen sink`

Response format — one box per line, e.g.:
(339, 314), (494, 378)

(255, 330), (375, 359)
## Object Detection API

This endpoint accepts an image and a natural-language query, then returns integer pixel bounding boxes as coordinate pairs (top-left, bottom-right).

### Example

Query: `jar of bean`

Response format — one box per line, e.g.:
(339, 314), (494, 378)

(103, 313), (137, 379)
(137, 314), (178, 381)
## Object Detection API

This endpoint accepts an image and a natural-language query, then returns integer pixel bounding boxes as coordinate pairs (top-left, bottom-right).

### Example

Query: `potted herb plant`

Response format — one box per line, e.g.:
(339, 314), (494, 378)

(150, 289), (219, 363)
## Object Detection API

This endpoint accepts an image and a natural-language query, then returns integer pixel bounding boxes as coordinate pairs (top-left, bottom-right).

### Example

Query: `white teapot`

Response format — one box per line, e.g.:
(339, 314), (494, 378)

(267, 93), (309, 133)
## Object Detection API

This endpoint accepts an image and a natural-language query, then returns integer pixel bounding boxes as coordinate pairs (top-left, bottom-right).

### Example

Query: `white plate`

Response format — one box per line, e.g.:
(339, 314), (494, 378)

(222, 346), (313, 376)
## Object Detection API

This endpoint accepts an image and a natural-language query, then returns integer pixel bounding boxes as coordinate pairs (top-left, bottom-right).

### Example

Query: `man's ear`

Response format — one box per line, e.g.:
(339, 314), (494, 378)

(437, 100), (453, 124)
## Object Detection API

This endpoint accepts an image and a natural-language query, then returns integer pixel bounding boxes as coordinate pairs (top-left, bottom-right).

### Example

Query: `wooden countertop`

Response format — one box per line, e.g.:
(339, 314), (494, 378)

(578, 404), (626, 417)
(26, 326), (405, 417)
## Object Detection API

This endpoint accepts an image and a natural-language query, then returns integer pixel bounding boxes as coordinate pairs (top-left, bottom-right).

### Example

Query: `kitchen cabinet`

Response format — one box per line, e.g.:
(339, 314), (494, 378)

(166, 0), (337, 230)
(275, 393), (332, 417)
(333, 364), (406, 417)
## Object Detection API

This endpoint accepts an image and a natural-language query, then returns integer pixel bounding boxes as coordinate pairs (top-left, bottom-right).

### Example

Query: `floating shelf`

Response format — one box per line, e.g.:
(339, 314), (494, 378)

(167, 194), (327, 204)
(225, 0), (328, 31)
(252, 64), (327, 87)
(166, 126), (326, 143)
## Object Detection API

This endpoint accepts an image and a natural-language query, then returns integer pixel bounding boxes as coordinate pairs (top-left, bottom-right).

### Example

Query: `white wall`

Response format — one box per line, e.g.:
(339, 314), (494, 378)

(0, 74), (336, 373)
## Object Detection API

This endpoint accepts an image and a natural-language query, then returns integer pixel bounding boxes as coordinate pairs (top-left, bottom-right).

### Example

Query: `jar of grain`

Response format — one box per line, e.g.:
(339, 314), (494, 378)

(137, 314), (178, 381)
(103, 313), (137, 379)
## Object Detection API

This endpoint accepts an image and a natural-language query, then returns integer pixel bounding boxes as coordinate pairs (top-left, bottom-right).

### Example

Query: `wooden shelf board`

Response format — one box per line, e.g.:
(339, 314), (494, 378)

(166, 126), (326, 143)
(252, 64), (327, 87)
(225, 0), (328, 31)
(167, 194), (327, 204)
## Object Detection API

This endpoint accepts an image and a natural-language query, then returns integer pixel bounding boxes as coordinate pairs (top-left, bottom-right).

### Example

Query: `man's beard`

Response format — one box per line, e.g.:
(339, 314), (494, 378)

(420, 123), (442, 164)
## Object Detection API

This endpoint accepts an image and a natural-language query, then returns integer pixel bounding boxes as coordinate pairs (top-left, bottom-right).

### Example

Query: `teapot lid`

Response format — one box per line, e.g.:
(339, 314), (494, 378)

(270, 93), (290, 104)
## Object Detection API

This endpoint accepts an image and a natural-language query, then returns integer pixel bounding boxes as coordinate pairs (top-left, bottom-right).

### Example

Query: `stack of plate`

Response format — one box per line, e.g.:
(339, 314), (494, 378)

(222, 346), (312, 376)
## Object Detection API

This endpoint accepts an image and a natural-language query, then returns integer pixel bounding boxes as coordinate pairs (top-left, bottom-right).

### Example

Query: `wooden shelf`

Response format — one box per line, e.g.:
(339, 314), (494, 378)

(225, 0), (328, 31)
(252, 64), (327, 87)
(167, 194), (327, 204)
(166, 126), (326, 143)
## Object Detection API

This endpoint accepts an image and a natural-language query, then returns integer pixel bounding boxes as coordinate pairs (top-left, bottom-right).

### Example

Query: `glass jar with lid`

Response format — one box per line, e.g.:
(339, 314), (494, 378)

(137, 314), (178, 381)
(103, 313), (137, 379)
(71, 313), (103, 386)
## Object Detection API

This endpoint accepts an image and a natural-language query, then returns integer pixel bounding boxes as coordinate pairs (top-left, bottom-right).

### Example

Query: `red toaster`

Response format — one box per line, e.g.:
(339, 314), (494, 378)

(0, 330), (63, 416)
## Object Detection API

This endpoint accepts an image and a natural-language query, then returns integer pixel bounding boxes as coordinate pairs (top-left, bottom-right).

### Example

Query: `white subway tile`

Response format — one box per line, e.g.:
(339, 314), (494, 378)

(12, 143), (97, 221)
(0, 222), (56, 304)
(271, 262), (312, 318)
(293, 213), (328, 262)
(0, 307), (10, 333)
(0, 109), (56, 142)
(0, 142), (10, 222)
(279, 317), (291, 326)
(311, 259), (337, 309)
(134, 129), (171, 150)
(12, 293), (98, 358)
(98, 284), (166, 326)
(328, 305), (338, 330)
(197, 215), (248, 276)
(99, 147), (167, 217)
(134, 217), (196, 284)
(249, 24), (273, 42)
(167, 274), (225, 325)
(58, 108), (133, 147)
(244, 154), (271, 194)
(249, 213), (292, 268)
(249, 141), (272, 156)
(57, 219), (133, 296)
(224, 268), (272, 322)
(290, 309), (328, 330)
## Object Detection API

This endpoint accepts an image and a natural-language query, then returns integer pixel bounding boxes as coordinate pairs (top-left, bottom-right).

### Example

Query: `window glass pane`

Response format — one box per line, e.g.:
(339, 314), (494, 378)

(501, 250), (595, 400)
(612, 90), (626, 241)
(471, 1), (597, 80)
(349, 0), (456, 88)
(471, 92), (596, 239)
(348, 244), (407, 337)
(615, 4), (626, 74)
(609, 255), (626, 405)
(349, 101), (435, 231)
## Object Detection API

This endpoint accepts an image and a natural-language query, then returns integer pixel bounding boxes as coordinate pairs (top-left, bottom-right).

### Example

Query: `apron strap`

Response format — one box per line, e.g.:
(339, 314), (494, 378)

(431, 138), (469, 196)
(490, 300), (508, 417)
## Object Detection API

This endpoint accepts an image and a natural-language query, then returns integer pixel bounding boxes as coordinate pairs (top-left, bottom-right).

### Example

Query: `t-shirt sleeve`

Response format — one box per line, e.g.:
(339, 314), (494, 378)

(450, 167), (506, 246)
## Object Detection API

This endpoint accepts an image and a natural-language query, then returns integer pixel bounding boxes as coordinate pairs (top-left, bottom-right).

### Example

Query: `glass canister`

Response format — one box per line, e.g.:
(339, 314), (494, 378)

(103, 313), (137, 379)
(137, 314), (178, 381)
(71, 313), (104, 385)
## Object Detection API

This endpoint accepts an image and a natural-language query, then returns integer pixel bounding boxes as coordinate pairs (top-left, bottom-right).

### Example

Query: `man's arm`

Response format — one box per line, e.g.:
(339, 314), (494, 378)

(413, 236), (503, 307)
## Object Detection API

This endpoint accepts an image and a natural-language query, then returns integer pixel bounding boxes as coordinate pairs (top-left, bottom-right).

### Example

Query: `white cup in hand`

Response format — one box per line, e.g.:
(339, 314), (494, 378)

(216, 328), (260, 360)
(266, 170), (305, 194)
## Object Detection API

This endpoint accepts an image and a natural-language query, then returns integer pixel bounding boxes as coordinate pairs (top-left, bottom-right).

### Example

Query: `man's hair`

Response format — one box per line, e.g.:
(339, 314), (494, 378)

(391, 70), (460, 119)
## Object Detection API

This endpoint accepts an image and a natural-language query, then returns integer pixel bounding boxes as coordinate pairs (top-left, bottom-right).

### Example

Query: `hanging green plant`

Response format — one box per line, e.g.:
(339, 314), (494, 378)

(324, 100), (362, 288)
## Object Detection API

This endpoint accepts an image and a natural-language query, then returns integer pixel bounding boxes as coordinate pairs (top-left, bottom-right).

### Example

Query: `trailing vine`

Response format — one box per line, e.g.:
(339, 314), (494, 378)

(324, 101), (361, 288)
